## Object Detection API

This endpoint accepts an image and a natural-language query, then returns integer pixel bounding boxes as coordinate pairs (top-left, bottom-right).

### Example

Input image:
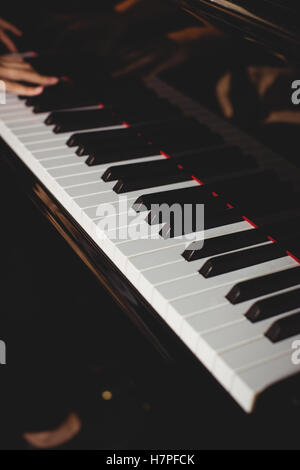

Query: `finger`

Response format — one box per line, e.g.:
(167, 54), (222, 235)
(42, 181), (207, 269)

(0, 18), (22, 36)
(0, 31), (18, 52)
(0, 54), (24, 62)
(0, 66), (58, 85)
(4, 80), (44, 96)
(0, 57), (32, 69)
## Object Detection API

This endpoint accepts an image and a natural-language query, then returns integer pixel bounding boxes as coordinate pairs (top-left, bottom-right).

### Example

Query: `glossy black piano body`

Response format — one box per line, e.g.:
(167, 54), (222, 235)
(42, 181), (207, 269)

(1, 0), (300, 449)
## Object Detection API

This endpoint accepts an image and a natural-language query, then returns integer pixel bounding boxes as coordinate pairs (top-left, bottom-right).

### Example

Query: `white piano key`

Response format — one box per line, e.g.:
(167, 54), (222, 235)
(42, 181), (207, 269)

(214, 335), (298, 391)
(58, 172), (102, 188)
(152, 242), (271, 309)
(181, 264), (300, 348)
(4, 93), (19, 102)
(66, 181), (115, 197)
(168, 256), (297, 323)
(1, 105), (28, 115)
(40, 155), (81, 169)
(196, 302), (300, 371)
(116, 235), (193, 257)
(12, 124), (49, 134)
(7, 115), (47, 127)
(50, 154), (164, 180)
(49, 163), (99, 178)
(75, 180), (198, 210)
(20, 134), (68, 145)
(126, 243), (205, 288)
(2, 112), (35, 123)
(126, 228), (262, 294)
(84, 196), (137, 219)
(181, 309), (243, 353)
(32, 147), (76, 159)
(231, 352), (300, 412)
(26, 140), (70, 152)
(117, 220), (252, 256)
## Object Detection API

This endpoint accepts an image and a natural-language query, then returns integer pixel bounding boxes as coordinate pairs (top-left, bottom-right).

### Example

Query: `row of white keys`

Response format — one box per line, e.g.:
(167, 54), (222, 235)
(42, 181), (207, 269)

(232, 350), (300, 412)
(167, 256), (297, 329)
(123, 236), (269, 289)
(3, 95), (300, 413)
(0, 117), (200, 259)
(180, 265), (297, 347)
(184, 293), (298, 361)
(151, 244), (296, 311)
(195, 306), (300, 411)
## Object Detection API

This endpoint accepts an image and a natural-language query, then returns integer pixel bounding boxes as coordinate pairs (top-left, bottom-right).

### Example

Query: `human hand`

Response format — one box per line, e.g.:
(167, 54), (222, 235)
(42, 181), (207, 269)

(0, 55), (58, 95)
(0, 17), (22, 52)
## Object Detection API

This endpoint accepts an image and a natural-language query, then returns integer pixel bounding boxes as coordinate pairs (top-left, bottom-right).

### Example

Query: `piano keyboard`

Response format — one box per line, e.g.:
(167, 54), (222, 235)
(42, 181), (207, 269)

(1, 77), (300, 413)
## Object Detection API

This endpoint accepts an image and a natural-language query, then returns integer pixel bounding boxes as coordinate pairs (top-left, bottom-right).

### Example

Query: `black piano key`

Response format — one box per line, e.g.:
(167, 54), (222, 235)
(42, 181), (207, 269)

(148, 198), (227, 226)
(25, 82), (73, 106)
(67, 127), (131, 147)
(107, 145), (254, 183)
(55, 108), (182, 133)
(178, 146), (257, 175)
(227, 267), (300, 304)
(33, 90), (164, 113)
(86, 136), (219, 167)
(114, 97), (176, 113)
(265, 312), (300, 343)
(25, 86), (102, 113)
(213, 178), (297, 222)
(32, 86), (163, 111)
(211, 170), (279, 199)
(237, 186), (297, 220)
(33, 98), (100, 113)
(113, 173), (191, 194)
(133, 186), (211, 212)
(66, 117), (201, 147)
(102, 159), (177, 182)
(86, 146), (160, 166)
(261, 216), (300, 242)
(279, 235), (300, 260)
(246, 288), (300, 323)
(183, 229), (267, 262)
(88, 131), (222, 162)
(142, 118), (208, 140)
(94, 82), (157, 103)
(79, 126), (211, 157)
(75, 134), (144, 157)
(46, 101), (183, 133)
(45, 108), (115, 126)
(200, 243), (285, 278)
(160, 209), (242, 239)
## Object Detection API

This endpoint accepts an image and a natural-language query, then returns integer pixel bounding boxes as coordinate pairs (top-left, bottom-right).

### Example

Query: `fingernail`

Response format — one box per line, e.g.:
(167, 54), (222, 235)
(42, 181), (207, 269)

(34, 86), (44, 95)
(48, 77), (59, 84)
(26, 51), (39, 58)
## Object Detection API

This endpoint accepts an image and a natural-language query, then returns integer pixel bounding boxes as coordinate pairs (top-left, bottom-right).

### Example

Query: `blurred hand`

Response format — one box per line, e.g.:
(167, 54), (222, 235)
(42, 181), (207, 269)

(0, 17), (22, 52)
(0, 55), (58, 95)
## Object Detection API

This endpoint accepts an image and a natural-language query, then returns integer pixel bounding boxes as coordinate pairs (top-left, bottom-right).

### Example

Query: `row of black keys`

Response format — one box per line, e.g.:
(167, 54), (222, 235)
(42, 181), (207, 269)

(36, 101), (300, 285)
(23, 86), (295, 228)
(21, 84), (300, 342)
(23, 80), (161, 113)
(38, 109), (299, 246)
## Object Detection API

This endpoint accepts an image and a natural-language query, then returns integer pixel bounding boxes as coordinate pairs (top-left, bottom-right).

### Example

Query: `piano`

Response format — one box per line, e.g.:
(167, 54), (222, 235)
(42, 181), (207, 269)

(1, 0), (300, 448)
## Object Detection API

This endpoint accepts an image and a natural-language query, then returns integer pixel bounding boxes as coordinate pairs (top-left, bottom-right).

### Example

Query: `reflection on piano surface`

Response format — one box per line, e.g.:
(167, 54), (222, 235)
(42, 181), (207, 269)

(1, 0), (300, 449)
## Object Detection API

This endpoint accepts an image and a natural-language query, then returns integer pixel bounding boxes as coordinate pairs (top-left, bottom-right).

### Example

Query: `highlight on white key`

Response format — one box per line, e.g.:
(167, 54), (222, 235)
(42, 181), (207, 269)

(0, 80), (6, 104)
(95, 195), (205, 243)
(0, 339), (6, 365)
